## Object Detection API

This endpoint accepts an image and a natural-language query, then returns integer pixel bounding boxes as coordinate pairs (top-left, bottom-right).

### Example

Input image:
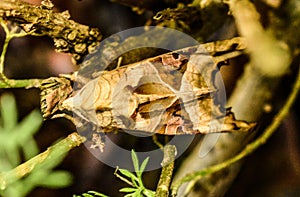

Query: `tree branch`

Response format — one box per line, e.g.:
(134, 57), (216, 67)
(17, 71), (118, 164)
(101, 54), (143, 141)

(171, 67), (300, 195)
(0, 78), (43, 89)
(172, 0), (295, 195)
(0, 132), (86, 190)
(0, 0), (102, 63)
(155, 145), (176, 197)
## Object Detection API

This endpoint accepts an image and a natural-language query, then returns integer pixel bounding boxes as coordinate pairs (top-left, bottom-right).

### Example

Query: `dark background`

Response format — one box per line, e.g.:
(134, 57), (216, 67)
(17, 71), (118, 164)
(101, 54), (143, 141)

(0, 0), (299, 196)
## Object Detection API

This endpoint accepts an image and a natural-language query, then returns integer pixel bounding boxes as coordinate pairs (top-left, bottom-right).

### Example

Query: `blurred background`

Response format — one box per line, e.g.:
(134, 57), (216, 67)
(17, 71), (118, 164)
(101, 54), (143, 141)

(0, 0), (299, 196)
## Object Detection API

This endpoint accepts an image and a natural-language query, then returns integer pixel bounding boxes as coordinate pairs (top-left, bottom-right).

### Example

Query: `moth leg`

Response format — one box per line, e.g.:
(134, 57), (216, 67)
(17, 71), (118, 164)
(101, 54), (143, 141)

(116, 56), (123, 69)
(90, 133), (106, 152)
(51, 113), (84, 128)
(59, 72), (77, 81)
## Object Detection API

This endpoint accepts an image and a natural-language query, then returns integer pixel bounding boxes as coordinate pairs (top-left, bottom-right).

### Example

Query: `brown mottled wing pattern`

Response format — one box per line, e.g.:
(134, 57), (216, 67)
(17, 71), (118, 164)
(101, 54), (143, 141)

(40, 37), (255, 135)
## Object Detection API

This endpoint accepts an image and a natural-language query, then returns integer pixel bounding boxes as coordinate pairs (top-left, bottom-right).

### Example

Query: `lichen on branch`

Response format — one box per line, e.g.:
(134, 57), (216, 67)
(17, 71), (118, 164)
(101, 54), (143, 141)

(0, 0), (102, 63)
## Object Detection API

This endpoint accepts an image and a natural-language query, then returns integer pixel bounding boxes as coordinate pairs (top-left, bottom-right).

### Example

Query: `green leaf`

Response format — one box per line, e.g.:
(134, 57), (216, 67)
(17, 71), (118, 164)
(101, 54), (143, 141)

(124, 193), (135, 197)
(131, 150), (139, 173)
(14, 109), (42, 144)
(22, 139), (39, 160)
(0, 154), (13, 171)
(36, 170), (73, 188)
(137, 157), (149, 178)
(115, 152), (154, 197)
(0, 93), (72, 196)
(0, 94), (18, 130)
(143, 189), (156, 197)
(119, 187), (137, 193)
(119, 169), (139, 182)
(87, 191), (109, 197)
(4, 144), (20, 167)
(82, 194), (94, 197)
(132, 189), (142, 197)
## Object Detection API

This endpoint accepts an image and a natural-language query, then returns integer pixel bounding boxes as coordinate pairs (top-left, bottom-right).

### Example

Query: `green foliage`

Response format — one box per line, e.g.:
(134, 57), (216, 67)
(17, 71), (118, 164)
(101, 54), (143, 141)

(0, 94), (72, 197)
(73, 190), (109, 197)
(115, 150), (155, 197)
(75, 150), (155, 197)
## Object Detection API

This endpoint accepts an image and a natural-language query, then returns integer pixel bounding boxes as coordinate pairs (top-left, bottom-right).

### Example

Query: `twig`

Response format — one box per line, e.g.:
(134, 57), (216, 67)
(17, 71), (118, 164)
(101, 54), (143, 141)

(0, 21), (11, 75)
(113, 167), (136, 187)
(0, 132), (86, 190)
(155, 145), (176, 197)
(0, 0), (102, 63)
(0, 18), (34, 81)
(170, 67), (300, 196)
(227, 0), (291, 77)
(0, 78), (43, 89)
(152, 135), (164, 150)
(172, 0), (294, 195)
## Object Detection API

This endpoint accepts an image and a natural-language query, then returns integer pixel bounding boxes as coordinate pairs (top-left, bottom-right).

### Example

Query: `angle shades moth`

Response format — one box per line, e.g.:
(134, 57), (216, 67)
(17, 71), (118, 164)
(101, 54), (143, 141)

(41, 37), (254, 136)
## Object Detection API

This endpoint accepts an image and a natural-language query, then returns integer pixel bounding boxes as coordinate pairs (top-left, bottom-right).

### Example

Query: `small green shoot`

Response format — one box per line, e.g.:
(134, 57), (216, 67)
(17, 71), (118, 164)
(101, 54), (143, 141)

(114, 150), (155, 197)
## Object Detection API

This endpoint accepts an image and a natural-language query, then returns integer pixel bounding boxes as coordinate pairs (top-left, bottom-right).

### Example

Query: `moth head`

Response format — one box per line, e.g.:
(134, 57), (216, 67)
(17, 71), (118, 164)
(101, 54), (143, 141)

(61, 97), (76, 112)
